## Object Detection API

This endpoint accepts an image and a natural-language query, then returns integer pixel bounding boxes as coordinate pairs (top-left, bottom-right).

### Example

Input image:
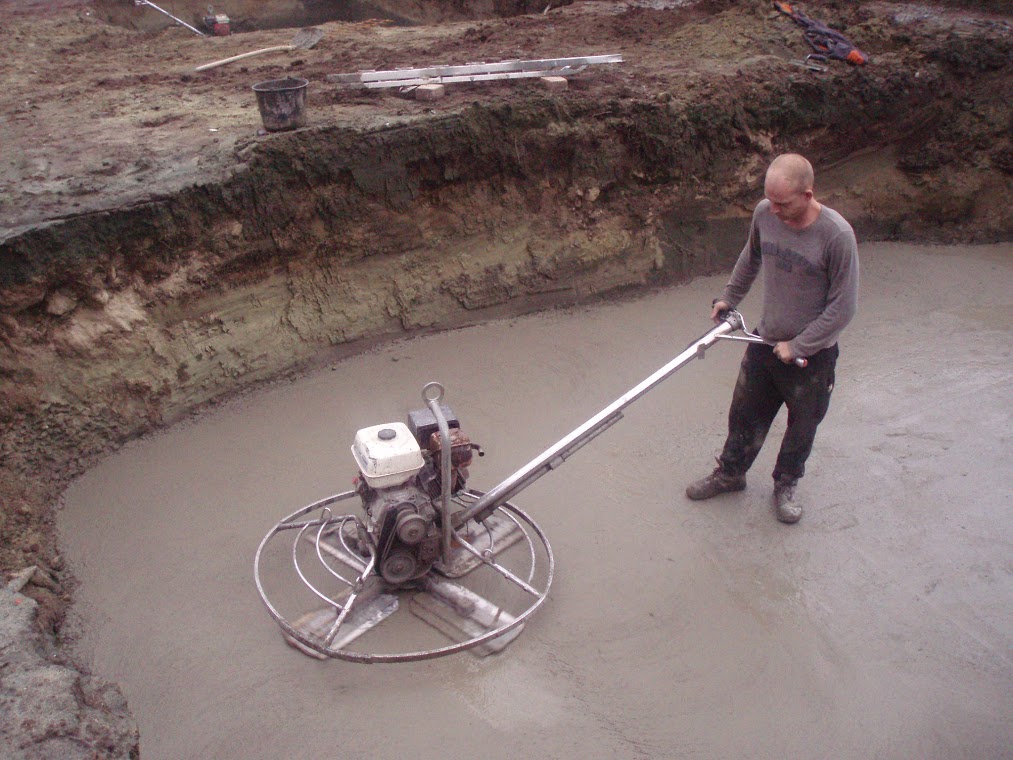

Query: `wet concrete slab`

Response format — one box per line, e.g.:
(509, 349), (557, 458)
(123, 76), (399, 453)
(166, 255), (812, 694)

(58, 242), (1012, 759)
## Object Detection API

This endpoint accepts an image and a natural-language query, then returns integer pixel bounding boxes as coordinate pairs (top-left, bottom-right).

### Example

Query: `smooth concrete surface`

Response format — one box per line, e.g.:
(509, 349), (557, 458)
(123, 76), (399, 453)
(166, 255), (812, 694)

(59, 242), (1012, 760)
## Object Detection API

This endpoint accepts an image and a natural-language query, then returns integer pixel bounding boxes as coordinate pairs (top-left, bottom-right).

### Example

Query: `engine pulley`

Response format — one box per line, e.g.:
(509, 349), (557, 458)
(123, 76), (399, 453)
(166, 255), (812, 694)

(395, 511), (428, 544)
(380, 550), (419, 584)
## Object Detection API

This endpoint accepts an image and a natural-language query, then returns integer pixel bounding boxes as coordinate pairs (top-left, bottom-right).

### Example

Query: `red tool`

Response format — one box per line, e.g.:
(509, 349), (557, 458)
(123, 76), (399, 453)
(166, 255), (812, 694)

(774, 1), (868, 66)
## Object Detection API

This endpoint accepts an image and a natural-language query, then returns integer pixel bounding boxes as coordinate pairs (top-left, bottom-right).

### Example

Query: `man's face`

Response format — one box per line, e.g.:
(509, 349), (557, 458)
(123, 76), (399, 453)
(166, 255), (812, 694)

(765, 175), (812, 228)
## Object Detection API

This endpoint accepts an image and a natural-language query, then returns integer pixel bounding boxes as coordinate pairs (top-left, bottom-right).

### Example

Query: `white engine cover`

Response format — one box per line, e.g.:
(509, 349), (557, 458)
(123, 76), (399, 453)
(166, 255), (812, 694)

(351, 422), (425, 488)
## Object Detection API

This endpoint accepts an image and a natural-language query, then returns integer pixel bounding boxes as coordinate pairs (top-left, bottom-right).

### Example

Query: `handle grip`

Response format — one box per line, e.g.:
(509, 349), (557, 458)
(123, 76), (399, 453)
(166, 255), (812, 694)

(711, 317), (808, 368)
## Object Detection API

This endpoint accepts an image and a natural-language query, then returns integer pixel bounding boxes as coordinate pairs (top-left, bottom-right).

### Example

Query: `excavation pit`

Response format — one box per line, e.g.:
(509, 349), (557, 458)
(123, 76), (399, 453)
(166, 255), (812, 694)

(1, 1), (1011, 757)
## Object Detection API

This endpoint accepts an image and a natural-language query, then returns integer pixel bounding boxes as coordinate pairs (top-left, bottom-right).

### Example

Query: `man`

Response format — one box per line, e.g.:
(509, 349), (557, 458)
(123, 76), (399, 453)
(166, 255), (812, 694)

(686, 153), (858, 523)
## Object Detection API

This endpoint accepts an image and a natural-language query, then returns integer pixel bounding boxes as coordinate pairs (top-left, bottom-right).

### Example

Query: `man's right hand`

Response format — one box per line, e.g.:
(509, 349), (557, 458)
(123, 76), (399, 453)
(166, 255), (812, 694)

(711, 300), (730, 322)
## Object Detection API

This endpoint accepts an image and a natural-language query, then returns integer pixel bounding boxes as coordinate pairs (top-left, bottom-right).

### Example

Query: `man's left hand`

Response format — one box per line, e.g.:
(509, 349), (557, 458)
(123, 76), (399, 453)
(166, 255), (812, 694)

(773, 341), (796, 364)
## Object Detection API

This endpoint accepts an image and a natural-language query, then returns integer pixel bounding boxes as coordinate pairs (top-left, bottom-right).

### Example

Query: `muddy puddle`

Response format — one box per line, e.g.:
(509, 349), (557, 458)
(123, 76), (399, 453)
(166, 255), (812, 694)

(59, 242), (1012, 759)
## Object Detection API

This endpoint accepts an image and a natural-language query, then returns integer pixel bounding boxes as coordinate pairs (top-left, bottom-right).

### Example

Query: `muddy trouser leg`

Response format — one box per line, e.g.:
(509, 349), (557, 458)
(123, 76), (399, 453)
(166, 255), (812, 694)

(718, 343), (784, 477)
(771, 343), (839, 482)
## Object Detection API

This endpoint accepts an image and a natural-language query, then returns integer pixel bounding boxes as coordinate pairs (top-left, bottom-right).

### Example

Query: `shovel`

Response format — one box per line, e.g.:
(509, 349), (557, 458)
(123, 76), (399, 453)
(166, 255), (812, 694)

(195, 27), (325, 72)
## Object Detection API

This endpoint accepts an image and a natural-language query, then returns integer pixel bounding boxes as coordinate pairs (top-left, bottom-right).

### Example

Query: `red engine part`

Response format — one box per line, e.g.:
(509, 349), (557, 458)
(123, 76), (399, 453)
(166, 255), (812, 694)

(204, 14), (230, 36)
(427, 428), (479, 492)
(428, 428), (476, 468)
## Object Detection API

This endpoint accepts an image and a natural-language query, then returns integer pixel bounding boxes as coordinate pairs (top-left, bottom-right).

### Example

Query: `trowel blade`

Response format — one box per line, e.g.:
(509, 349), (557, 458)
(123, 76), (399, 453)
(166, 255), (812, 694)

(409, 576), (524, 656)
(285, 593), (398, 659)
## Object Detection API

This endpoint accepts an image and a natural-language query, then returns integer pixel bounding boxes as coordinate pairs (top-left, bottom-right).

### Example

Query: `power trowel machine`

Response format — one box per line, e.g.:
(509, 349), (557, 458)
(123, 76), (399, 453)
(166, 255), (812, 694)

(254, 310), (801, 662)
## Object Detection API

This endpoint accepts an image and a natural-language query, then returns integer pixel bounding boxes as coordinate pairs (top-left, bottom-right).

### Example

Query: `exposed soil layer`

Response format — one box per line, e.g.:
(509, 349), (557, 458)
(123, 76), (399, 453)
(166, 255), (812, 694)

(0, 0), (1010, 757)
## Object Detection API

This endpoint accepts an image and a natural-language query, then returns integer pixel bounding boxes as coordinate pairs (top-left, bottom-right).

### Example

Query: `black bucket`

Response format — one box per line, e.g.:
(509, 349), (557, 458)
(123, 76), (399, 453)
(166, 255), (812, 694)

(252, 77), (309, 132)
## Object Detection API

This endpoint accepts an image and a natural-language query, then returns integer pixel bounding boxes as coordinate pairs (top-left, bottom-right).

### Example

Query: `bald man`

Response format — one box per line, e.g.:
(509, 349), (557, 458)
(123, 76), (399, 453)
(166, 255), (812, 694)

(686, 154), (859, 523)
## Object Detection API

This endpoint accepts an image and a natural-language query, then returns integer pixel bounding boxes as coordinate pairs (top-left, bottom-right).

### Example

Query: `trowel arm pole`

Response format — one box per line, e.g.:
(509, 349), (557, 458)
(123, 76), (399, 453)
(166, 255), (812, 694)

(457, 311), (746, 525)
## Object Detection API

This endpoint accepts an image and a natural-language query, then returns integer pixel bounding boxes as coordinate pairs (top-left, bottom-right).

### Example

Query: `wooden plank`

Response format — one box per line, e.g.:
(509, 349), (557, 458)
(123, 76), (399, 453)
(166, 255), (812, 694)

(350, 67), (582, 89)
(327, 54), (622, 88)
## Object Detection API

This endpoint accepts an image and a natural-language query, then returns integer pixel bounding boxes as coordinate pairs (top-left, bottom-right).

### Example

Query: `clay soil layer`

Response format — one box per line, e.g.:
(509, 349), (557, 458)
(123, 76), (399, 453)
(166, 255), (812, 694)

(0, 0), (1010, 757)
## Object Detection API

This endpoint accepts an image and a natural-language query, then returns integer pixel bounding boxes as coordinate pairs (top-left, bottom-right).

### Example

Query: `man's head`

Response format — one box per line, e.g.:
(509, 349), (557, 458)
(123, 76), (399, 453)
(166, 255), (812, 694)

(764, 154), (819, 228)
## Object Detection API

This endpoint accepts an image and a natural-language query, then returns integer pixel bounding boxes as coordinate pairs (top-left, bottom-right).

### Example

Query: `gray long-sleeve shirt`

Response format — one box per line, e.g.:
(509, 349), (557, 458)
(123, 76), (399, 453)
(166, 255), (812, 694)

(720, 200), (859, 357)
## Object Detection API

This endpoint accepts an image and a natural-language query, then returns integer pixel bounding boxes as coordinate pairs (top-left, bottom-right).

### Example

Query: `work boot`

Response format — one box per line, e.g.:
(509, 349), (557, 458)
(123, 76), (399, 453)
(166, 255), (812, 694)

(773, 476), (802, 524)
(685, 463), (746, 500)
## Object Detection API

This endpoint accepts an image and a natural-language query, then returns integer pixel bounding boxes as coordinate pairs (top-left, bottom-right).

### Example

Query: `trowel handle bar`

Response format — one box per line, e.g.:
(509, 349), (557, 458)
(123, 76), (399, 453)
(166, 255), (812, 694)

(714, 335), (808, 367)
(456, 312), (747, 525)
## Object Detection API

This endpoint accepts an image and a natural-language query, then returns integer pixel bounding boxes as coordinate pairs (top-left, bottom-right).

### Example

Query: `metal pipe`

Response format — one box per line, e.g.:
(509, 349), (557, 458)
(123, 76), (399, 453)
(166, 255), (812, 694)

(134, 0), (206, 36)
(713, 315), (808, 367)
(423, 382), (454, 565)
(458, 311), (746, 524)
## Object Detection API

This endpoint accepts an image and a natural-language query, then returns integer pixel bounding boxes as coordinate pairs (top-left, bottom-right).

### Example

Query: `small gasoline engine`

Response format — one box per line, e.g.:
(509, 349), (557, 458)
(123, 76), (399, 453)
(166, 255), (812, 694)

(203, 6), (230, 35)
(351, 407), (482, 586)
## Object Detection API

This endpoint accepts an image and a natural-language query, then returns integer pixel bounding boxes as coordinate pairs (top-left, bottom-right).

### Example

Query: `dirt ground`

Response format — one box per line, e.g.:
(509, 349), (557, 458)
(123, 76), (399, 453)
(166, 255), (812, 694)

(0, 0), (1010, 756)
(1, 0), (1009, 231)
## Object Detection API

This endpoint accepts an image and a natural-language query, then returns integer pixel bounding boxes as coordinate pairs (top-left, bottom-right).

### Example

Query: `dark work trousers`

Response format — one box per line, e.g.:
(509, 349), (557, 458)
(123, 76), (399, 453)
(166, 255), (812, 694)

(718, 342), (839, 482)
